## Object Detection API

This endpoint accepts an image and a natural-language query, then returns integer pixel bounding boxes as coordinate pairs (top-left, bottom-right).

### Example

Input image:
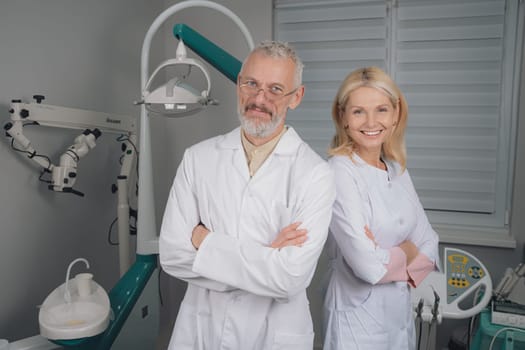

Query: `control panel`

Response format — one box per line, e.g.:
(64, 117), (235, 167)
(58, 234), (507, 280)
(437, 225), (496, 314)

(447, 251), (486, 304)
(412, 247), (492, 320)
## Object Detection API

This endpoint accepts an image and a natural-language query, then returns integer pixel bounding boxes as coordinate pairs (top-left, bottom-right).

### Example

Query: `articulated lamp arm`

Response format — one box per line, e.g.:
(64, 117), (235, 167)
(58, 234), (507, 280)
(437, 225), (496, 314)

(4, 95), (137, 276)
(4, 97), (136, 197)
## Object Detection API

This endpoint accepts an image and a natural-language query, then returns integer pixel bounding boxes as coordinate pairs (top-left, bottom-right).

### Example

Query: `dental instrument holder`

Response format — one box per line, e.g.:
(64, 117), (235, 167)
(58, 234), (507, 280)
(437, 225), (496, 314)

(411, 247), (492, 350)
(415, 247), (492, 320)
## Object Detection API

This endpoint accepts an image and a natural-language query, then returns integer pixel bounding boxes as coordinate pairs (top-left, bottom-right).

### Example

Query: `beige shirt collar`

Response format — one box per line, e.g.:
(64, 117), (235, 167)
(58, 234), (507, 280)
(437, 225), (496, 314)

(241, 127), (288, 177)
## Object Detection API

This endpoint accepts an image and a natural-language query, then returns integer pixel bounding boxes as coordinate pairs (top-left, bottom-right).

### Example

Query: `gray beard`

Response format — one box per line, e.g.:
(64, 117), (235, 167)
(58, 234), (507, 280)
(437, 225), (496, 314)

(238, 109), (285, 139)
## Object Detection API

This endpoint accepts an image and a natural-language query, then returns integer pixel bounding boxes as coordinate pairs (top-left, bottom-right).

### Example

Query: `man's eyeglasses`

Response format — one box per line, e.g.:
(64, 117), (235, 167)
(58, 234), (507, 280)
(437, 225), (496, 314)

(238, 78), (298, 102)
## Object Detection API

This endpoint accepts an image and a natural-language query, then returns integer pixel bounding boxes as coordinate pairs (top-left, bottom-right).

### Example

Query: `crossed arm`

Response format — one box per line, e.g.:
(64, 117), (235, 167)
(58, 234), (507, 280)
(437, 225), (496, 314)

(364, 225), (432, 286)
(364, 225), (419, 265)
(160, 148), (336, 299)
(192, 222), (308, 250)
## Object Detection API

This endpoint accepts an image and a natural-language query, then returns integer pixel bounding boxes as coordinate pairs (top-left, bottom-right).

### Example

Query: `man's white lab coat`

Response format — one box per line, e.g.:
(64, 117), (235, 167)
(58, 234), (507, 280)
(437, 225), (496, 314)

(160, 126), (335, 350)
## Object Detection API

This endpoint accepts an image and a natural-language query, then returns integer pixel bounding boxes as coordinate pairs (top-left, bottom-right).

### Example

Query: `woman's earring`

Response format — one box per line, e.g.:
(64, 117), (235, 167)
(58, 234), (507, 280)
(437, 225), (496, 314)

(344, 124), (349, 130)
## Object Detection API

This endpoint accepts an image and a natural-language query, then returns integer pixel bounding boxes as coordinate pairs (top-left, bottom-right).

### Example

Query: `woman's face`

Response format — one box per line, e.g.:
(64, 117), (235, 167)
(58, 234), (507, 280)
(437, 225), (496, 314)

(342, 86), (398, 158)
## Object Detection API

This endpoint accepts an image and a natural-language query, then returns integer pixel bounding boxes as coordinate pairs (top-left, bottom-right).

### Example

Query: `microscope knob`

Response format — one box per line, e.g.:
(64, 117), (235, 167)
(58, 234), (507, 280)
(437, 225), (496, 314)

(33, 95), (45, 103)
(20, 109), (29, 118)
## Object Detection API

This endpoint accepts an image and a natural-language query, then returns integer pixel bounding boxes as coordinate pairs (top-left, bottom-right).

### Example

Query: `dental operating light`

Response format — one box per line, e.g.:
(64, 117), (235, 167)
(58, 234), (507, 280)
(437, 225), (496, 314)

(141, 40), (217, 116)
(136, 0), (254, 255)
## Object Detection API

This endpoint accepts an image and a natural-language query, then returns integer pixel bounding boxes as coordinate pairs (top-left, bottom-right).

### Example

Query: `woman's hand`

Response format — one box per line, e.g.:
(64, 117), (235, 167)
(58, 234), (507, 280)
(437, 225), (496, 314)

(399, 240), (419, 265)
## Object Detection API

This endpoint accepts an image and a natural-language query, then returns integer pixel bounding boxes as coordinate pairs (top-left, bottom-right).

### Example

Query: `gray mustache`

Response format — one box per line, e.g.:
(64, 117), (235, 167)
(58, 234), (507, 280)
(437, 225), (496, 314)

(246, 104), (272, 116)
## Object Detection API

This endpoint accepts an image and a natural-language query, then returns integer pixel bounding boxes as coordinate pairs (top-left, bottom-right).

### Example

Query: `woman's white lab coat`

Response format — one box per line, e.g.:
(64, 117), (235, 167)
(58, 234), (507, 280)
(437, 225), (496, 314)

(160, 127), (335, 350)
(322, 154), (439, 350)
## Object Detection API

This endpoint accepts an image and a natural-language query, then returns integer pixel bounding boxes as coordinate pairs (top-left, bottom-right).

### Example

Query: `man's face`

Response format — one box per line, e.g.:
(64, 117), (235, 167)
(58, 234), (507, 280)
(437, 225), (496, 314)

(237, 52), (303, 140)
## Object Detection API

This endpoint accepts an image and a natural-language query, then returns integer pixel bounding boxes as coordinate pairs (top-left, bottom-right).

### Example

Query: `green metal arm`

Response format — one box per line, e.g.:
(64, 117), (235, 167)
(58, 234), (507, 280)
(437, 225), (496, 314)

(173, 23), (242, 83)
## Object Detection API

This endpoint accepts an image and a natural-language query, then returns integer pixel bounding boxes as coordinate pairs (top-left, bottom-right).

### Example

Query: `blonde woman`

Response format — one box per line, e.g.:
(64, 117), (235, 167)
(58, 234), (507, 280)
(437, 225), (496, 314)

(322, 67), (439, 350)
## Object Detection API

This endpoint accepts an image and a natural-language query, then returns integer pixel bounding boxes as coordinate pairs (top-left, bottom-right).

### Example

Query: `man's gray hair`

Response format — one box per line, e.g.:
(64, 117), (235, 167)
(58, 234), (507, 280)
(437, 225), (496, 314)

(246, 40), (304, 87)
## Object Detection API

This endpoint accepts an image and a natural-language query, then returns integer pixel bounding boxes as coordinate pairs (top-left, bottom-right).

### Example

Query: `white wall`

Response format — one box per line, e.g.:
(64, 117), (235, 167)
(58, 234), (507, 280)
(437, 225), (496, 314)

(0, 0), (162, 342)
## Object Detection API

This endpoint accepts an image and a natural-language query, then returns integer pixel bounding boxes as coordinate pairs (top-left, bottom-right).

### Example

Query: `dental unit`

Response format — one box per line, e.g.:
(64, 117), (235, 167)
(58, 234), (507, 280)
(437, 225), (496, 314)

(2, 1), (253, 349)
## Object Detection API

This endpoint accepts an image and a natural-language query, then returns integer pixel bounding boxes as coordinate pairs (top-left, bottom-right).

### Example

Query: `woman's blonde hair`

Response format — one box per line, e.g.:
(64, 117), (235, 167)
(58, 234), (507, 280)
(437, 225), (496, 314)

(328, 66), (408, 170)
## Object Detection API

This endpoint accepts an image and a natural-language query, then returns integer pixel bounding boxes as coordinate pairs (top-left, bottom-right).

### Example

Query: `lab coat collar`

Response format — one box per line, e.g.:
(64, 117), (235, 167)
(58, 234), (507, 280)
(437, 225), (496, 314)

(218, 126), (302, 156)
(352, 152), (401, 179)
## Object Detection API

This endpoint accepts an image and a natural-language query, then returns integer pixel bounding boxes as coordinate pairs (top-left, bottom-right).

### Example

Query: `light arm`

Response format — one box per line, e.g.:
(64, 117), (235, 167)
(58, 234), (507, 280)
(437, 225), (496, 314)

(173, 24), (244, 83)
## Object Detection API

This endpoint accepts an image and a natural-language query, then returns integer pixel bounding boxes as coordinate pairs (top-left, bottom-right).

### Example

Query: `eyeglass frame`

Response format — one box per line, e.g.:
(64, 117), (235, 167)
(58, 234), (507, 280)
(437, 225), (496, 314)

(237, 76), (299, 102)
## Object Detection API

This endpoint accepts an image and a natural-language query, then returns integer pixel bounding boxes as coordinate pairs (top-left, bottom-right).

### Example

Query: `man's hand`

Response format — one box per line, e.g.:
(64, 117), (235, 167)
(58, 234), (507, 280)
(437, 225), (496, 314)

(364, 225), (377, 247)
(191, 223), (210, 250)
(270, 222), (308, 249)
(399, 240), (419, 265)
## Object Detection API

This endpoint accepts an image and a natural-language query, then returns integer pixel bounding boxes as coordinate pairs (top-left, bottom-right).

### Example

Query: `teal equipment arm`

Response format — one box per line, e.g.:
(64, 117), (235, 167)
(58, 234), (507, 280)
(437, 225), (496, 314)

(173, 24), (242, 83)
(52, 254), (157, 350)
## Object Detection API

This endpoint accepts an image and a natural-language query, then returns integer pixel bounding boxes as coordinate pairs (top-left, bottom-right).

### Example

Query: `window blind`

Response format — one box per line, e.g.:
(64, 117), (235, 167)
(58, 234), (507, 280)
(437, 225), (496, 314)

(274, 0), (388, 153)
(274, 0), (521, 228)
(394, 0), (507, 216)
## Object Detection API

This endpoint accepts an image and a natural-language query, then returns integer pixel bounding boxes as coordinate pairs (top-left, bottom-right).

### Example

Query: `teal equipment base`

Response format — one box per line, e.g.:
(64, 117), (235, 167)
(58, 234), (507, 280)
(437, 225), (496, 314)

(471, 308), (525, 350)
(50, 254), (158, 350)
